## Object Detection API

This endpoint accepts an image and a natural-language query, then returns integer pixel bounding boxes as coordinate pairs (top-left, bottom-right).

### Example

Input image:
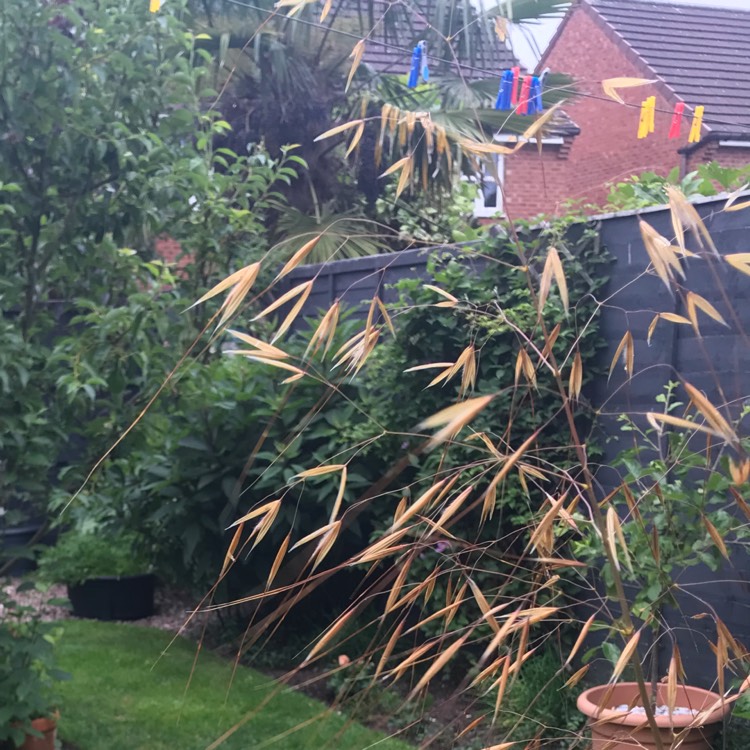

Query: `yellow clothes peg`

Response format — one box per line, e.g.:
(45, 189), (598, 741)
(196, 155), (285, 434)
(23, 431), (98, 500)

(638, 97), (655, 139)
(150, 0), (160, 12)
(647, 96), (656, 134)
(688, 105), (705, 143)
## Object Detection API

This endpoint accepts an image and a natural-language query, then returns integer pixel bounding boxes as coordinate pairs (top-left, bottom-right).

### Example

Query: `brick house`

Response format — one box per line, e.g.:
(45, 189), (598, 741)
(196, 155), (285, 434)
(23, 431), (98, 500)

(496, 0), (750, 220)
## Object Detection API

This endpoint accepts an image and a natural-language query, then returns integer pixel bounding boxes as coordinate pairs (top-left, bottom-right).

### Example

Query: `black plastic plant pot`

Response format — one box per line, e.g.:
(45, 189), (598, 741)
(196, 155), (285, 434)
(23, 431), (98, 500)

(67, 574), (155, 621)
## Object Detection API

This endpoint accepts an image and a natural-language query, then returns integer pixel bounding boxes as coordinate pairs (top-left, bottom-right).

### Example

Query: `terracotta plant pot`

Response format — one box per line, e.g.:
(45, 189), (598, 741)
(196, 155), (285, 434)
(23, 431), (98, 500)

(21, 717), (57, 750)
(577, 682), (731, 750)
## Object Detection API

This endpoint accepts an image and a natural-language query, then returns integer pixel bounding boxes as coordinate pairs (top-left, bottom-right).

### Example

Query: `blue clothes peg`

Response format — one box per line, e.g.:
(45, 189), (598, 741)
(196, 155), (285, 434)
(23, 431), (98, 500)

(420, 42), (429, 82)
(495, 70), (513, 110)
(408, 42), (422, 88)
(408, 40), (428, 88)
(528, 75), (543, 114)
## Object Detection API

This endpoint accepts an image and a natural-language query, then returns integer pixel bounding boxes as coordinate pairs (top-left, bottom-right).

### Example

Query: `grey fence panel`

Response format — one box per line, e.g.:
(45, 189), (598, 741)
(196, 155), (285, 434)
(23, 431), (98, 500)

(593, 202), (750, 685)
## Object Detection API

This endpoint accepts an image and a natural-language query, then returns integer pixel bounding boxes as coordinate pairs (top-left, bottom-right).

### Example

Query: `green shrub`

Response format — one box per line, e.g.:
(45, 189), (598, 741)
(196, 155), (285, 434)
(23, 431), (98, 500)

(37, 531), (150, 586)
(106, 221), (608, 623)
(344, 223), (609, 636)
(605, 162), (750, 211)
(101, 319), (380, 596)
(0, 0), (300, 526)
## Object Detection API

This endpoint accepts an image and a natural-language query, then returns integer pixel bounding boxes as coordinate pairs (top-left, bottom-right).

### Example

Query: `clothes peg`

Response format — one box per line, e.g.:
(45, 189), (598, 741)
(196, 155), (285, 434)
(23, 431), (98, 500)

(495, 70), (513, 111)
(407, 42), (423, 88)
(668, 102), (685, 139)
(647, 96), (656, 134)
(407, 41), (428, 88)
(510, 66), (521, 106)
(420, 41), (429, 83)
(638, 96), (655, 138)
(637, 99), (649, 139)
(688, 105), (705, 143)
(518, 76), (532, 115)
(528, 75), (543, 114)
(149, 0), (160, 11)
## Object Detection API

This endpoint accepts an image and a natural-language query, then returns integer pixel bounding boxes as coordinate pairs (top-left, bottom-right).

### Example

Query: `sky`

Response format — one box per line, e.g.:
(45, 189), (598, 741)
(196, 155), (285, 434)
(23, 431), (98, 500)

(511, 0), (750, 69)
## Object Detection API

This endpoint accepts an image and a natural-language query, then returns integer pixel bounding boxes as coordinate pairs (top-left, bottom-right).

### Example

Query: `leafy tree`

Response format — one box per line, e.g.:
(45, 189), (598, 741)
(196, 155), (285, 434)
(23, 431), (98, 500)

(0, 0), (297, 516)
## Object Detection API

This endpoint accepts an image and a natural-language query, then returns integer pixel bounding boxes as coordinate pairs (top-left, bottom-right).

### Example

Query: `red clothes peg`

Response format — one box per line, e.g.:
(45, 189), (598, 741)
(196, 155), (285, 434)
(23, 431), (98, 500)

(518, 76), (532, 114)
(668, 102), (685, 139)
(510, 66), (521, 106)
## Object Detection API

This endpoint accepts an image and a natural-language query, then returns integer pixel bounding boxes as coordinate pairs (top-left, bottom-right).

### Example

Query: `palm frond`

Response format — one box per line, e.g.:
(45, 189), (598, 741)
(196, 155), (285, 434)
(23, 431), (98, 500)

(487, 0), (570, 23)
(274, 208), (394, 264)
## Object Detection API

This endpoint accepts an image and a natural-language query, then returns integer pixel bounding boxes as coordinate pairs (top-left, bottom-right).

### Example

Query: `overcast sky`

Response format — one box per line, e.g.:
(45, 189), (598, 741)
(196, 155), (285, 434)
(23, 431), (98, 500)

(511, 0), (750, 68)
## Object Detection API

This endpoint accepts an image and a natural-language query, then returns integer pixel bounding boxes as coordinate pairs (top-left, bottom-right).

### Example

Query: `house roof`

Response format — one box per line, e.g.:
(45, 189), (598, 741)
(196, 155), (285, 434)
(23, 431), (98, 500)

(587, 0), (750, 135)
(330, 1), (579, 138)
(333, 0), (518, 80)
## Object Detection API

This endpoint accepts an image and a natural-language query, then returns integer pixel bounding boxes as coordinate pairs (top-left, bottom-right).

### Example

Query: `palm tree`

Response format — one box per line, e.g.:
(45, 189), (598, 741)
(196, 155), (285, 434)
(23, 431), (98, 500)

(189, 0), (572, 258)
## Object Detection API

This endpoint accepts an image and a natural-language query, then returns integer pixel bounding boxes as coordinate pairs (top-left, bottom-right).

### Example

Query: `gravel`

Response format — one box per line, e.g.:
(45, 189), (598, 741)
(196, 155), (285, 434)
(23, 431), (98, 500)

(2, 578), (207, 637)
(613, 704), (699, 716)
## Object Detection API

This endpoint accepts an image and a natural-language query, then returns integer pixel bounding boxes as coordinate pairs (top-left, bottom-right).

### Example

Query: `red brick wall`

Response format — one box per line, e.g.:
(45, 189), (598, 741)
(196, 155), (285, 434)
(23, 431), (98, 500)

(686, 143), (750, 172)
(504, 3), (692, 219)
(154, 235), (183, 265)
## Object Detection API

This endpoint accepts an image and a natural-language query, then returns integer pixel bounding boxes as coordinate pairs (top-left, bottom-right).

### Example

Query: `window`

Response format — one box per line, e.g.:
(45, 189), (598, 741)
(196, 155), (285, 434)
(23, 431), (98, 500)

(472, 155), (504, 218)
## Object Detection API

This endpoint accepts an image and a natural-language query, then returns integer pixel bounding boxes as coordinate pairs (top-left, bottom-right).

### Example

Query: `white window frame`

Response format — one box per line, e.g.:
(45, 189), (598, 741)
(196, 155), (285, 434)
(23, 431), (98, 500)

(470, 135), (565, 219)
(472, 155), (506, 218)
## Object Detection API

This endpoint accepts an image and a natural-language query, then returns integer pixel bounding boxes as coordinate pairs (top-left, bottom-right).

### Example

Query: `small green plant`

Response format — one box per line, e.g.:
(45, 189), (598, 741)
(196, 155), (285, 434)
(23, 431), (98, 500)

(571, 384), (750, 697)
(479, 648), (583, 748)
(721, 690), (750, 750)
(37, 531), (150, 586)
(0, 586), (68, 748)
(605, 162), (750, 211)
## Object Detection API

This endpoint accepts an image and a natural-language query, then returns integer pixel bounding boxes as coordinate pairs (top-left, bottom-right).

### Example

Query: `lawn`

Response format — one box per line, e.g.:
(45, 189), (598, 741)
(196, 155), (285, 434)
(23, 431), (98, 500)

(55, 619), (410, 750)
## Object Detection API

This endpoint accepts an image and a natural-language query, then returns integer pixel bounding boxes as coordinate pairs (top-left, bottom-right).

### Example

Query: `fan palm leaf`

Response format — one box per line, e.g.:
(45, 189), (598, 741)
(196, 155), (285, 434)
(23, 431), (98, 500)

(274, 207), (394, 263)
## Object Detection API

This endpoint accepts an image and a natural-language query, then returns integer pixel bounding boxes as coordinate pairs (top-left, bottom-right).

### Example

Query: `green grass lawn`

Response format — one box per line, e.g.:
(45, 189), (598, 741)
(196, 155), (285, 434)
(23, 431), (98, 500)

(56, 619), (410, 750)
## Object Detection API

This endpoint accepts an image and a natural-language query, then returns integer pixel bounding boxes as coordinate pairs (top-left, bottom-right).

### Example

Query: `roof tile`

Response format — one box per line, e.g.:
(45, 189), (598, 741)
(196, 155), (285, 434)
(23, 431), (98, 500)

(335, 0), (518, 80)
(589, 0), (750, 133)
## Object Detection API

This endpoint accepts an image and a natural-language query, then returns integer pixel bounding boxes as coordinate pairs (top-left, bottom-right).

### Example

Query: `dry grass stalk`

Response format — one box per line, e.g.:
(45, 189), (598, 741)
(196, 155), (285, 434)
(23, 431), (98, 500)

(314, 120), (365, 142)
(639, 220), (684, 290)
(515, 348), (536, 388)
(666, 186), (718, 255)
(569, 350), (583, 399)
(685, 291), (727, 335)
(188, 262), (260, 311)
(608, 330), (634, 381)
(423, 284), (458, 307)
(275, 235), (321, 280)
(611, 630), (641, 682)
(266, 533), (291, 590)
(304, 300), (340, 359)
(601, 77), (656, 104)
(418, 394), (496, 448)
(538, 247), (568, 315)
(375, 619), (405, 679)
